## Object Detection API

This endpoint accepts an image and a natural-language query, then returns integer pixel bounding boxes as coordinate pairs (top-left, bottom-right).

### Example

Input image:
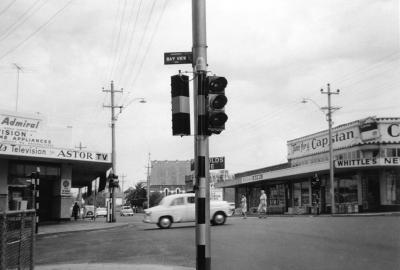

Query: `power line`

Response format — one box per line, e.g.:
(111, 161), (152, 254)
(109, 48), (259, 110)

(0, 0), (16, 17)
(129, 0), (169, 89)
(0, 0), (74, 61)
(125, 0), (157, 88)
(0, 0), (44, 40)
(118, 0), (143, 86)
(108, 0), (128, 81)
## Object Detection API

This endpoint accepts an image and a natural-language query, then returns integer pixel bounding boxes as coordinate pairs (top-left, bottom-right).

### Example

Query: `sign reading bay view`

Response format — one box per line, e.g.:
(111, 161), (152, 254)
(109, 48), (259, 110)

(164, 52), (193, 65)
(335, 157), (400, 168)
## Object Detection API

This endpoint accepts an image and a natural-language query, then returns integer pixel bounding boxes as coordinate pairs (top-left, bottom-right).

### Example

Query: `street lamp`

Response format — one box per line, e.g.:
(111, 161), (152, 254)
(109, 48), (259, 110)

(302, 87), (340, 214)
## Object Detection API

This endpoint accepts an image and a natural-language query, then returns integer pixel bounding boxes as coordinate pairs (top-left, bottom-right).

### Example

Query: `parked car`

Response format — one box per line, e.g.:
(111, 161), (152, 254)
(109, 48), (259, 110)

(143, 193), (232, 229)
(83, 205), (95, 219)
(228, 202), (236, 215)
(120, 206), (134, 216)
(95, 207), (107, 218)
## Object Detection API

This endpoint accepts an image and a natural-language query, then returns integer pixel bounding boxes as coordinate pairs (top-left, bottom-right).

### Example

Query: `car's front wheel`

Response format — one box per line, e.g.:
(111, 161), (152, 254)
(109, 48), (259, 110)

(212, 212), (226, 225)
(157, 216), (172, 229)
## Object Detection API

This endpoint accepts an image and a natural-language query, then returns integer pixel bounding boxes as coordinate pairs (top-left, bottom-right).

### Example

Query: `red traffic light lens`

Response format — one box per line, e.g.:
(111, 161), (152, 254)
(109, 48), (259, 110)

(209, 77), (227, 93)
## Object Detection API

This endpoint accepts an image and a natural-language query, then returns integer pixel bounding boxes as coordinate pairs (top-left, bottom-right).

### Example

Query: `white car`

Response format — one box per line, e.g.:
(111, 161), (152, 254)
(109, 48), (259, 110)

(120, 206), (134, 216)
(95, 207), (107, 218)
(143, 193), (232, 229)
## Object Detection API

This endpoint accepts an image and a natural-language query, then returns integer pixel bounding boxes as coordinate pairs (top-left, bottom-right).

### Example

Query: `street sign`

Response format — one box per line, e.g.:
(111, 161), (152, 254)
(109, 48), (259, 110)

(210, 156), (225, 170)
(190, 156), (225, 171)
(164, 52), (193, 65)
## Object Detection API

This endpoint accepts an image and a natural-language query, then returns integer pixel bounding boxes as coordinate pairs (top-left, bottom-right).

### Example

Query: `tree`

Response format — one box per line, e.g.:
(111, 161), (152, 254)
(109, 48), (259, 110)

(149, 192), (163, 207)
(124, 183), (147, 209)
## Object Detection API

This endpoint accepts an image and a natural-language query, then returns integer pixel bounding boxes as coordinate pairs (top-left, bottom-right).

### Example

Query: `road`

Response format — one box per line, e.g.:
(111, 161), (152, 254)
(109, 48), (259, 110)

(36, 215), (400, 270)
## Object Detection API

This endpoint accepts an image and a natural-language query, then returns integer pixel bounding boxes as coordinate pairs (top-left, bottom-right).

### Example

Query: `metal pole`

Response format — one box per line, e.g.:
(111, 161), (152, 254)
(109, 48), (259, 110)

(111, 81), (117, 222)
(327, 86), (335, 214)
(146, 153), (151, 208)
(192, 0), (210, 269)
(321, 83), (340, 214)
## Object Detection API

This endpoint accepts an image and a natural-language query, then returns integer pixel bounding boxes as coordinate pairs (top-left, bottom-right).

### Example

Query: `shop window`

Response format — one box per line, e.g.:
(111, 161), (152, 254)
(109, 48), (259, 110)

(386, 148), (397, 157)
(336, 178), (358, 203)
(301, 182), (310, 205)
(386, 172), (400, 204)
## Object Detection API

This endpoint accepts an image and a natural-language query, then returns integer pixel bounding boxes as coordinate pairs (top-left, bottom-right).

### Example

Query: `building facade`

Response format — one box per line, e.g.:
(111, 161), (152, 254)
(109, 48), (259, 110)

(217, 117), (400, 214)
(0, 110), (111, 221)
(149, 160), (191, 196)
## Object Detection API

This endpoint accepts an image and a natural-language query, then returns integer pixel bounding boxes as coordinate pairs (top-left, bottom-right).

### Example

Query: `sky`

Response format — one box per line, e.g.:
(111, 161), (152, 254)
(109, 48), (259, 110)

(0, 0), (398, 190)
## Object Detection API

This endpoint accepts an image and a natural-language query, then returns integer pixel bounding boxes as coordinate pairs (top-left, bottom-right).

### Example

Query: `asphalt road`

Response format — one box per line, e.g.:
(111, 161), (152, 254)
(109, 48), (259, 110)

(36, 215), (400, 270)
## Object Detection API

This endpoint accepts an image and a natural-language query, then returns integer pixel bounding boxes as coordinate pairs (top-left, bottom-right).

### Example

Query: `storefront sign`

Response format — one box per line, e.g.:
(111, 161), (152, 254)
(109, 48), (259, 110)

(61, 179), (72, 196)
(288, 125), (360, 159)
(0, 142), (110, 163)
(288, 118), (400, 159)
(335, 157), (400, 168)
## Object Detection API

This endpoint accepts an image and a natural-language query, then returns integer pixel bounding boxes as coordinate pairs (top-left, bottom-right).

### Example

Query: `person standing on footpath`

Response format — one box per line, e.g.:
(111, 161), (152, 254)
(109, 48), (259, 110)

(240, 194), (247, 219)
(72, 202), (80, 221)
(258, 190), (267, 218)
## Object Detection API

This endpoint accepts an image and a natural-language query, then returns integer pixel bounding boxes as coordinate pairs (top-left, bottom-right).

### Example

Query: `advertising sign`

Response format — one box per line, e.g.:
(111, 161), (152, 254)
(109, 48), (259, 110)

(61, 179), (72, 196)
(335, 157), (400, 168)
(190, 156), (225, 171)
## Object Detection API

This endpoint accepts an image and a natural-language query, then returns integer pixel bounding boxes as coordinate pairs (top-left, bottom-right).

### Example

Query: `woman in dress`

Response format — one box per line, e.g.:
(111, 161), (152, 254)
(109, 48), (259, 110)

(241, 194), (247, 219)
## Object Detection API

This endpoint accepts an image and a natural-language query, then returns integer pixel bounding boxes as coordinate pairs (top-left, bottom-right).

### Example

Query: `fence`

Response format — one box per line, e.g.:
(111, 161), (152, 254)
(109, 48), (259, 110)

(0, 210), (35, 270)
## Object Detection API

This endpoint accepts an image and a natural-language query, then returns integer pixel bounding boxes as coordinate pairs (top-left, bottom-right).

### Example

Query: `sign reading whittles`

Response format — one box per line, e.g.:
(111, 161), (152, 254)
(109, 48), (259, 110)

(335, 157), (400, 168)
(0, 110), (110, 163)
(287, 117), (400, 159)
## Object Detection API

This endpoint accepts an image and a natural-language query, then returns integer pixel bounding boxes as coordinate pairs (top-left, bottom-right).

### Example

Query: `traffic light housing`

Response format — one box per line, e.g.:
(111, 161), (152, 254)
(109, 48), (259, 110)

(108, 174), (119, 188)
(206, 76), (228, 135)
(171, 74), (190, 136)
(311, 174), (321, 189)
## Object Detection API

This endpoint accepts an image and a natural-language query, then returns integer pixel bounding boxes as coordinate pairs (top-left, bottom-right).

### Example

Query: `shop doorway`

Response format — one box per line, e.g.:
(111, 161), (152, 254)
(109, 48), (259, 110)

(38, 177), (55, 222)
(367, 176), (380, 211)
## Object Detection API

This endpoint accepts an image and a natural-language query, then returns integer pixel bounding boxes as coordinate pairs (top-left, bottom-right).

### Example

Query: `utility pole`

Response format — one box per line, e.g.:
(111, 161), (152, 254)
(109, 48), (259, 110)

(13, 63), (23, 112)
(321, 83), (340, 214)
(145, 153), (151, 208)
(192, 1), (211, 269)
(103, 81), (123, 222)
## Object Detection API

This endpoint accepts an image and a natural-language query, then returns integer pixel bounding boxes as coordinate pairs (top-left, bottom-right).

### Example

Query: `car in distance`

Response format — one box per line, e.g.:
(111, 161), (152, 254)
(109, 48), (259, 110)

(143, 193), (232, 229)
(120, 206), (134, 216)
(95, 207), (107, 218)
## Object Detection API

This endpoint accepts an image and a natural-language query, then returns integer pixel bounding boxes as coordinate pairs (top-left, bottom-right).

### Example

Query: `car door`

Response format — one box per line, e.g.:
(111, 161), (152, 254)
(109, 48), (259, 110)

(186, 195), (195, 222)
(169, 197), (186, 222)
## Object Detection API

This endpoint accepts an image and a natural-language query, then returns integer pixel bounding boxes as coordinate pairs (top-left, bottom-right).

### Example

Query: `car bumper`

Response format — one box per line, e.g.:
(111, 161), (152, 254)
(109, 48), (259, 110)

(143, 215), (153, 223)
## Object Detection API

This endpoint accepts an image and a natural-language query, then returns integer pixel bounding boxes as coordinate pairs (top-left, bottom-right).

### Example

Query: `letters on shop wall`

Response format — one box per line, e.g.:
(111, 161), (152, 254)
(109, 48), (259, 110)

(0, 110), (110, 163)
(287, 118), (400, 159)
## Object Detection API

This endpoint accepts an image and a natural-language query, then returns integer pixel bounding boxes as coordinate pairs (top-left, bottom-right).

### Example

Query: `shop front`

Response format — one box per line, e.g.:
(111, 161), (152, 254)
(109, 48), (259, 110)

(218, 117), (400, 214)
(0, 110), (111, 221)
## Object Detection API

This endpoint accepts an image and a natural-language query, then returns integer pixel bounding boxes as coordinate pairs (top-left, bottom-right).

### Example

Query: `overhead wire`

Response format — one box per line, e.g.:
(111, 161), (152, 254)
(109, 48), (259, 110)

(0, 0), (74, 61)
(108, 0), (128, 81)
(125, 0), (157, 90)
(0, 0), (43, 40)
(129, 0), (169, 90)
(0, 0), (16, 17)
(117, 0), (143, 86)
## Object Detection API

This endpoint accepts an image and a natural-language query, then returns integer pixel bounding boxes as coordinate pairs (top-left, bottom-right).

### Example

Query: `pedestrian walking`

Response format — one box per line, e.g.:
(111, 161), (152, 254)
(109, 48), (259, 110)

(72, 202), (80, 221)
(240, 194), (247, 219)
(258, 190), (267, 218)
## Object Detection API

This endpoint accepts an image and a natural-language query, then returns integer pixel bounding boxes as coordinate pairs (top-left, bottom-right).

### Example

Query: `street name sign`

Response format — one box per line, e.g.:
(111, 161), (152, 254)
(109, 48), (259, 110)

(164, 52), (193, 65)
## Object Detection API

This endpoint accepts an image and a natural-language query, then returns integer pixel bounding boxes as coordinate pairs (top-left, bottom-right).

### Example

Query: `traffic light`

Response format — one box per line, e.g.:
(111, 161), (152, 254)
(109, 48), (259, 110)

(206, 76), (228, 135)
(108, 174), (119, 188)
(311, 174), (320, 189)
(171, 74), (190, 136)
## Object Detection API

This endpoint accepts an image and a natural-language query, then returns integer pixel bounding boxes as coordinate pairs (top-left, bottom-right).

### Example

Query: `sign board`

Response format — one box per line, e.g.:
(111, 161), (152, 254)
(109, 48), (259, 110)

(210, 156), (225, 170)
(335, 157), (400, 168)
(190, 156), (225, 171)
(164, 52), (193, 65)
(61, 179), (72, 197)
